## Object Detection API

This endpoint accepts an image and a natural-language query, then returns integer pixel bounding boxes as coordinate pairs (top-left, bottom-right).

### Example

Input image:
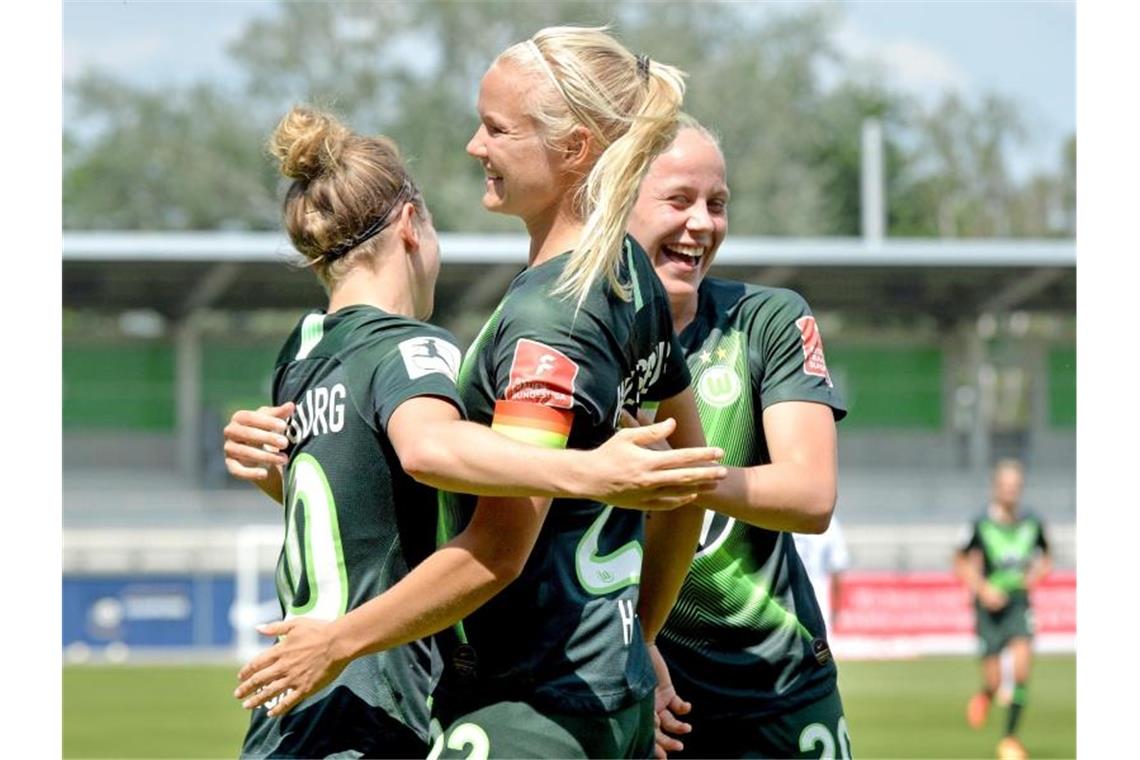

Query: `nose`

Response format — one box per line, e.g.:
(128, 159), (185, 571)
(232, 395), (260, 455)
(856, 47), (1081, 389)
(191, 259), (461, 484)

(686, 201), (714, 235)
(466, 125), (487, 159)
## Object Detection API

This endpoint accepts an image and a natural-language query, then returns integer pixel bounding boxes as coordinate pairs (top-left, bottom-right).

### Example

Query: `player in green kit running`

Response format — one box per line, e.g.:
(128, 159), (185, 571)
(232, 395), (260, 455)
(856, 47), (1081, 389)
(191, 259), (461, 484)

(226, 105), (725, 758)
(626, 119), (852, 759)
(233, 27), (713, 759)
(955, 459), (1052, 760)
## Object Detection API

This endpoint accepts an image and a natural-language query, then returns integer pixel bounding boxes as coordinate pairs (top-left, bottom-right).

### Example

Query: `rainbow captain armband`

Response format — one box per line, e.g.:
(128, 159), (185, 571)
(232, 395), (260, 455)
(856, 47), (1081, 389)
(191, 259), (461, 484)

(491, 399), (573, 449)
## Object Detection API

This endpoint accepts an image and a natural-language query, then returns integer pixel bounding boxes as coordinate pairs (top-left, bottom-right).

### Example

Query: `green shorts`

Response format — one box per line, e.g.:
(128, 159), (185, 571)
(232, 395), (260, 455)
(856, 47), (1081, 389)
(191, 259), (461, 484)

(976, 594), (1034, 657)
(427, 693), (656, 759)
(672, 686), (852, 759)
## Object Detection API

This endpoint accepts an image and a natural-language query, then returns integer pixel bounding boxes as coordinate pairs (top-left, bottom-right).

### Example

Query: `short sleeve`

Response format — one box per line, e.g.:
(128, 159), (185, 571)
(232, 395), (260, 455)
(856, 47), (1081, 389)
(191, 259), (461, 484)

(488, 290), (620, 437)
(749, 289), (846, 420)
(366, 325), (466, 432)
(1035, 518), (1051, 553)
(959, 520), (982, 554)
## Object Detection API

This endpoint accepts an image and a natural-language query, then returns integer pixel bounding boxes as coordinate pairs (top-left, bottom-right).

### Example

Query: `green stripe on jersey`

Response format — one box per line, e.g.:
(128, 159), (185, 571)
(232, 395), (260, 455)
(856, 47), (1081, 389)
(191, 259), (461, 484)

(295, 313), (326, 360)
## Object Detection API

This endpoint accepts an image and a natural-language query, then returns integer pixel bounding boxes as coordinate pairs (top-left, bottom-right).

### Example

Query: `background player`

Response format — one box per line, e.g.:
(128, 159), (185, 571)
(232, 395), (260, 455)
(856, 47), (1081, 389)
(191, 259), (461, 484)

(235, 26), (711, 759)
(794, 516), (851, 636)
(626, 118), (852, 759)
(230, 104), (723, 757)
(955, 459), (1052, 760)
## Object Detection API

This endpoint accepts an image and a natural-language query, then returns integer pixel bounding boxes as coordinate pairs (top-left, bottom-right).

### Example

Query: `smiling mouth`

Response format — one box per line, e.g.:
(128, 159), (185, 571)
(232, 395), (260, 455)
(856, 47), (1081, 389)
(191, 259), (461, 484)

(662, 243), (705, 269)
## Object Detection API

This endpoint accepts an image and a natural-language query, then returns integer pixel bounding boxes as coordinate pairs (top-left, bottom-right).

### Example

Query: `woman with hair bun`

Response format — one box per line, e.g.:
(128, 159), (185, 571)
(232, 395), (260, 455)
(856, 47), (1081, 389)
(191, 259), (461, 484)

(229, 104), (724, 759)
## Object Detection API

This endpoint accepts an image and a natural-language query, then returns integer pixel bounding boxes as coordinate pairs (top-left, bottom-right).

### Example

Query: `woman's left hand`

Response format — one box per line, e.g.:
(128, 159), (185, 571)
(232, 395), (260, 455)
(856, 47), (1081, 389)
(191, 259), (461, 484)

(234, 617), (348, 718)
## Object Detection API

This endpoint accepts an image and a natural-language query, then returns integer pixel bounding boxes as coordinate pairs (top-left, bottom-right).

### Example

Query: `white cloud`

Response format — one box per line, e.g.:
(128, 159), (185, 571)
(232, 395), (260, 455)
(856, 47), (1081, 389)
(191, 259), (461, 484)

(832, 18), (971, 99)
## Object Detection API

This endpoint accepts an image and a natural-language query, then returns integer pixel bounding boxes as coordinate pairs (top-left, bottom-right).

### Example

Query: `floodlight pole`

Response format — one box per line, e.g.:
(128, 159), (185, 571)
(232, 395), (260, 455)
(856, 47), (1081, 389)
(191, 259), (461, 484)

(861, 118), (885, 244)
(174, 316), (203, 482)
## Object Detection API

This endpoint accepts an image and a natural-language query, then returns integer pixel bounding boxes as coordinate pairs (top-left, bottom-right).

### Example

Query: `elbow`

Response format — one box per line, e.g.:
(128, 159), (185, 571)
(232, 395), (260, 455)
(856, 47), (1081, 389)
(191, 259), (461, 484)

(483, 549), (526, 591)
(799, 487), (836, 535)
(398, 436), (447, 486)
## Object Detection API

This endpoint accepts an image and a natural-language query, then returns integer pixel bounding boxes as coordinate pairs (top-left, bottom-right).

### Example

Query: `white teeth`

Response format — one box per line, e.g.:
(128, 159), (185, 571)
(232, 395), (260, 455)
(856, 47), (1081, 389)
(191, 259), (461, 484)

(664, 244), (705, 260)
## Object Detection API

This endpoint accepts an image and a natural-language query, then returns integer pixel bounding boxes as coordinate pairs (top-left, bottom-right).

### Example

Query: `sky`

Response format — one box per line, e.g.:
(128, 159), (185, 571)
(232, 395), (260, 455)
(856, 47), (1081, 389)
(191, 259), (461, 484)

(62, 0), (1075, 181)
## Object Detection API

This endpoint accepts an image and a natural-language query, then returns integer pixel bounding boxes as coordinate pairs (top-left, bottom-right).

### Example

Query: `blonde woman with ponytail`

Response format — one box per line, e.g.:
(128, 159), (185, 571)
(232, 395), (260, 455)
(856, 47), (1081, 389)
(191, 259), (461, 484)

(226, 104), (726, 759)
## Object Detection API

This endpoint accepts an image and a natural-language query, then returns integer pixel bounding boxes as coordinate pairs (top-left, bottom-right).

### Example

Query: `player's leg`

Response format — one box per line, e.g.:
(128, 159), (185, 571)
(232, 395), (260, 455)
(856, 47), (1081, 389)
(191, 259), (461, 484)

(996, 636), (1033, 759)
(997, 647), (1015, 705)
(968, 607), (1004, 730)
(968, 651), (1001, 729)
(994, 594), (1034, 760)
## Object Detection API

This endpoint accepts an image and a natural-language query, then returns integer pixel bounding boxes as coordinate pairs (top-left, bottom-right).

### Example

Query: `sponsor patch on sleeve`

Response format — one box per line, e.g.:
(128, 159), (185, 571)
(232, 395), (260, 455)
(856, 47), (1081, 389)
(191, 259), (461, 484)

(398, 336), (462, 383)
(795, 315), (833, 388)
(505, 338), (579, 409)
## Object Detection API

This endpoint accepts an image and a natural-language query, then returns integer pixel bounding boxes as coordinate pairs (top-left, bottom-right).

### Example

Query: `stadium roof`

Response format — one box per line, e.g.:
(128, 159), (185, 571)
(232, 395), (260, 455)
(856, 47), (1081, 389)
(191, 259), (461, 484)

(63, 232), (1076, 331)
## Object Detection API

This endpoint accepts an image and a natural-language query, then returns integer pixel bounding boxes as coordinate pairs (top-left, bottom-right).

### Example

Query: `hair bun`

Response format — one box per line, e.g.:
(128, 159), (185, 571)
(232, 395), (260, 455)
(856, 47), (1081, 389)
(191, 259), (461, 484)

(269, 106), (350, 181)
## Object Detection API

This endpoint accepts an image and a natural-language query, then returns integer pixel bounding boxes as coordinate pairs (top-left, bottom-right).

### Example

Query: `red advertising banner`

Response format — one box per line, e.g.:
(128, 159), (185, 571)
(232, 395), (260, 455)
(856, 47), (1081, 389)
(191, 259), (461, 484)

(831, 570), (1074, 654)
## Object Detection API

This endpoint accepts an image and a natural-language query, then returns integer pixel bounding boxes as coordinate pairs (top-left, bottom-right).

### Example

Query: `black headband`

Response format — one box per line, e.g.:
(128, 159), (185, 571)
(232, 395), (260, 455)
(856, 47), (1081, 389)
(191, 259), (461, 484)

(322, 178), (416, 261)
(636, 54), (651, 83)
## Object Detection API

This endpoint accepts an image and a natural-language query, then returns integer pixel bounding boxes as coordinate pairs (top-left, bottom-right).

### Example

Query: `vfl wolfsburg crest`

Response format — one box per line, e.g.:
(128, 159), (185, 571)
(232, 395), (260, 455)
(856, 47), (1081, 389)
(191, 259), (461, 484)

(697, 364), (742, 408)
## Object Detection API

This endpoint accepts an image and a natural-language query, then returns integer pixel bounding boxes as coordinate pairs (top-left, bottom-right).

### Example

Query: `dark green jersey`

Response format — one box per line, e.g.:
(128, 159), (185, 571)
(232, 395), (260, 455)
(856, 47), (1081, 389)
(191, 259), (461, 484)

(242, 305), (465, 758)
(435, 236), (690, 715)
(961, 510), (1050, 596)
(657, 278), (847, 719)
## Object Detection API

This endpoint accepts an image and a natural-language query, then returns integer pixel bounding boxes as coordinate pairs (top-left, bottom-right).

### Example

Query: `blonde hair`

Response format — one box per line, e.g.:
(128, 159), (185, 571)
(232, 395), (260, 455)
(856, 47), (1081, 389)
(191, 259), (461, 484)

(268, 105), (423, 289)
(676, 112), (723, 153)
(499, 26), (686, 305)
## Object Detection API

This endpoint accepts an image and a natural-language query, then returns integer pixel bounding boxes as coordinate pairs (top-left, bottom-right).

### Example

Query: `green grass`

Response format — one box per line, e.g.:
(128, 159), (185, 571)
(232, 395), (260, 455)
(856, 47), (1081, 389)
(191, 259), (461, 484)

(63, 664), (250, 759)
(839, 655), (1075, 759)
(63, 655), (1075, 759)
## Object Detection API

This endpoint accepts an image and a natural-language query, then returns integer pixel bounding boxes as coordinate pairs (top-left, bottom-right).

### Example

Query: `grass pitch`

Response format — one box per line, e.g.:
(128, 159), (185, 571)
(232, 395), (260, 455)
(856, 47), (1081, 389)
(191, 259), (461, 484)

(63, 654), (1075, 758)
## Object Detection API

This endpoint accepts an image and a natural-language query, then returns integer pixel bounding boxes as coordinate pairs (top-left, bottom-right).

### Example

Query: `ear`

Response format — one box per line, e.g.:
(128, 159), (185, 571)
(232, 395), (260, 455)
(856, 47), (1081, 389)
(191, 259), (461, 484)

(562, 125), (595, 171)
(396, 202), (420, 254)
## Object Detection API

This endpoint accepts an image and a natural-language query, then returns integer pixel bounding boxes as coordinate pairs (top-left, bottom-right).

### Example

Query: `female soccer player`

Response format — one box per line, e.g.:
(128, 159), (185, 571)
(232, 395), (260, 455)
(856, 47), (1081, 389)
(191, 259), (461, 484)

(627, 120), (853, 759)
(231, 104), (722, 759)
(956, 459), (1052, 760)
(233, 27), (710, 759)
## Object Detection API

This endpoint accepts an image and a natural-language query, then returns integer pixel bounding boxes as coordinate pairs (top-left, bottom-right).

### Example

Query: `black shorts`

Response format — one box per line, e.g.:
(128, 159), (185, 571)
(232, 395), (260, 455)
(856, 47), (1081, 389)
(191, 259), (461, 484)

(428, 693), (656, 759)
(976, 595), (1034, 657)
(240, 684), (427, 759)
(670, 686), (852, 760)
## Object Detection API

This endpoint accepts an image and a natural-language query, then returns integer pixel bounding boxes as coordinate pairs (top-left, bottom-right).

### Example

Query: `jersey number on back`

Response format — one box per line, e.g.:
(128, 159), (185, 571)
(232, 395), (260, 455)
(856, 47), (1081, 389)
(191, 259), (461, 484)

(282, 453), (349, 620)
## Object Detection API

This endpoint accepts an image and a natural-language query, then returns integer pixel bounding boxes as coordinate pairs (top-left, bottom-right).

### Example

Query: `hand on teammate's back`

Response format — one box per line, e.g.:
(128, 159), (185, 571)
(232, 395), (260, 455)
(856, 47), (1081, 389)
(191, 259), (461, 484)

(234, 617), (347, 718)
(591, 417), (726, 511)
(223, 402), (294, 480)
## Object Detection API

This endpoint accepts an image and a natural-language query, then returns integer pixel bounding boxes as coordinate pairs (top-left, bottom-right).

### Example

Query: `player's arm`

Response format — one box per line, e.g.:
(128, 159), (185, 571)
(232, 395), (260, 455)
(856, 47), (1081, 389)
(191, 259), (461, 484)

(388, 396), (724, 508)
(637, 387), (708, 644)
(1026, 523), (1053, 589)
(235, 492), (548, 717)
(955, 544), (1008, 610)
(222, 402), (295, 505)
(697, 400), (838, 534)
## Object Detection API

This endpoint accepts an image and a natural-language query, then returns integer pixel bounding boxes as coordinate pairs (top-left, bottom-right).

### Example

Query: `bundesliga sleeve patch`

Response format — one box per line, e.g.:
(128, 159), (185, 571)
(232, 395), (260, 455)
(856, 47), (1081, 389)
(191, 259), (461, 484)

(505, 338), (579, 409)
(491, 399), (573, 449)
(397, 336), (462, 382)
(795, 316), (834, 388)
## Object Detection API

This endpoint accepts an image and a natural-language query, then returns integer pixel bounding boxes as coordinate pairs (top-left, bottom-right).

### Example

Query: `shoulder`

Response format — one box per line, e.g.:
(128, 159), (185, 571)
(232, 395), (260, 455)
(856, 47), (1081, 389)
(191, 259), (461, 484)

(736, 283), (814, 318)
(341, 311), (463, 381)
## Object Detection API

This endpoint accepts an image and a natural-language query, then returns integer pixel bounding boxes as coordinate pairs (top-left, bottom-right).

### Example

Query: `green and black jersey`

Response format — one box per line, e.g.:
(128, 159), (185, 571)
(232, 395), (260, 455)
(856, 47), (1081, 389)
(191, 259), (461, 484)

(960, 510), (1050, 601)
(657, 277), (847, 720)
(241, 305), (465, 758)
(435, 236), (690, 715)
